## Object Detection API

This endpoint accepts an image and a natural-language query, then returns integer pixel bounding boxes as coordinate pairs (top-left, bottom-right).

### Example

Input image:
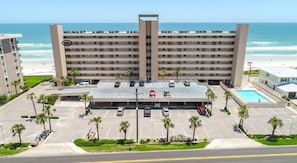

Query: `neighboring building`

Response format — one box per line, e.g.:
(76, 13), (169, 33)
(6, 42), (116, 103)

(259, 67), (297, 99)
(50, 14), (248, 87)
(0, 34), (23, 95)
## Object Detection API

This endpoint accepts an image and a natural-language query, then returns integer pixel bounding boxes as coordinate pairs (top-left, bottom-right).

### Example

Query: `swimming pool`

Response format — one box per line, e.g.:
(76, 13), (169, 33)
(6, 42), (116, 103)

(236, 90), (271, 103)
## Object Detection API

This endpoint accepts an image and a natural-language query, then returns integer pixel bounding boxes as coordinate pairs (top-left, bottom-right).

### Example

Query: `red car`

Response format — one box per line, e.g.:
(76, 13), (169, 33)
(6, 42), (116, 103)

(149, 90), (156, 97)
(197, 106), (206, 115)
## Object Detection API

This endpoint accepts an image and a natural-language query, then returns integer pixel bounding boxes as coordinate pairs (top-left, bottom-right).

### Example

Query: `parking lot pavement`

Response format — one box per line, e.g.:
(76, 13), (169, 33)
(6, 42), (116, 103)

(1, 83), (297, 148)
(244, 107), (297, 135)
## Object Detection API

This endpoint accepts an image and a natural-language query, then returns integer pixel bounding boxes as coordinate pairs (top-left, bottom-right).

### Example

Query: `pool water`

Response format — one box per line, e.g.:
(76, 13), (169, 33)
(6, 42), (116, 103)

(236, 90), (271, 103)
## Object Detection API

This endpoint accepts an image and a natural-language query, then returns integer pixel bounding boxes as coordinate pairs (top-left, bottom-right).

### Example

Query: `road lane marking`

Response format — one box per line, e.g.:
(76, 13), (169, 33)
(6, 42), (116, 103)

(80, 152), (297, 163)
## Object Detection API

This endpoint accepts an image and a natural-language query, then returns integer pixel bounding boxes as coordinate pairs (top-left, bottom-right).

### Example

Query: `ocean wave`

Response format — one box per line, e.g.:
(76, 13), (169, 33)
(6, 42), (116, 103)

(246, 53), (297, 57)
(246, 46), (297, 51)
(21, 58), (53, 62)
(18, 43), (52, 48)
(19, 50), (52, 54)
(248, 41), (279, 45)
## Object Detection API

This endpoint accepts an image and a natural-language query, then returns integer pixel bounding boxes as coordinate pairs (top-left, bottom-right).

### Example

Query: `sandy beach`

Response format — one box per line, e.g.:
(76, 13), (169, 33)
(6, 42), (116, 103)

(243, 59), (297, 70)
(21, 58), (297, 76)
(22, 61), (55, 76)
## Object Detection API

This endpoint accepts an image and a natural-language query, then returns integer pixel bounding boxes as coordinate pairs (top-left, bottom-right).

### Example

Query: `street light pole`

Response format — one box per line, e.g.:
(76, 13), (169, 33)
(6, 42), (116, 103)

(150, 119), (154, 140)
(289, 116), (295, 135)
(248, 61), (253, 82)
(136, 88), (139, 143)
(0, 123), (5, 144)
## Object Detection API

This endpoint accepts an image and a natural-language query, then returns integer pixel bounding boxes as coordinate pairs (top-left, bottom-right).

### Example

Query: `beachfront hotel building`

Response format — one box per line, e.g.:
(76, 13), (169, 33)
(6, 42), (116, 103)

(0, 34), (24, 95)
(50, 14), (248, 87)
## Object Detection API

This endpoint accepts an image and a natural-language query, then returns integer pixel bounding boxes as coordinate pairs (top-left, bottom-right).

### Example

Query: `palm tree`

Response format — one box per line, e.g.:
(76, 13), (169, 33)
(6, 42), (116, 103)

(11, 80), (20, 94)
(38, 94), (48, 110)
(189, 116), (202, 141)
(43, 104), (56, 132)
(126, 69), (133, 80)
(162, 116), (175, 142)
(224, 91), (232, 110)
(91, 116), (102, 140)
(209, 91), (217, 112)
(69, 68), (79, 84)
(27, 92), (37, 117)
(116, 74), (123, 80)
(80, 94), (88, 110)
(206, 88), (212, 106)
(11, 124), (25, 144)
(174, 67), (181, 80)
(268, 116), (283, 138)
(119, 121), (130, 140)
(238, 105), (249, 128)
(36, 113), (48, 133)
(59, 76), (70, 86)
(87, 95), (94, 109)
(159, 68), (167, 80)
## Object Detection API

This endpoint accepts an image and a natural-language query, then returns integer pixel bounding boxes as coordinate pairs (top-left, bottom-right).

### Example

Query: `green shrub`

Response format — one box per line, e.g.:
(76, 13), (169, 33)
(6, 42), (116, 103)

(206, 107), (212, 116)
(140, 139), (150, 144)
(2, 143), (30, 150)
(117, 139), (134, 144)
(247, 134), (265, 139)
(203, 137), (208, 142)
(49, 116), (59, 119)
(21, 115), (29, 118)
(47, 94), (59, 105)
(0, 95), (7, 104)
(225, 108), (231, 115)
(170, 135), (187, 142)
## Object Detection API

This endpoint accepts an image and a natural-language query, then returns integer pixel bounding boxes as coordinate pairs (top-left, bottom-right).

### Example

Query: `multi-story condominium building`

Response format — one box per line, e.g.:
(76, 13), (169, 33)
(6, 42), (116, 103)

(50, 14), (248, 87)
(259, 67), (297, 99)
(0, 34), (23, 95)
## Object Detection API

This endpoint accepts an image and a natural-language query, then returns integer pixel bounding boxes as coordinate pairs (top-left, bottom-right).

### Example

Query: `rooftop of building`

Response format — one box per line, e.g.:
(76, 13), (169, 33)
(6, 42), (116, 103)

(260, 67), (297, 78)
(63, 30), (236, 35)
(277, 83), (297, 92)
(0, 34), (22, 40)
(58, 81), (208, 102)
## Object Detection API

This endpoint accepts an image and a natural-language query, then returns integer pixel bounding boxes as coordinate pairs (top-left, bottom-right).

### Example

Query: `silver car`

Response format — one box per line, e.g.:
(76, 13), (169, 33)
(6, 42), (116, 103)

(162, 107), (169, 116)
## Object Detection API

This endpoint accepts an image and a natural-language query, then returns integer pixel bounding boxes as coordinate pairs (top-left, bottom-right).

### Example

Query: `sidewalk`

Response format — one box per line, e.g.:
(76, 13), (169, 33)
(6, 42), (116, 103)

(15, 143), (87, 157)
(14, 138), (264, 157)
(205, 138), (264, 149)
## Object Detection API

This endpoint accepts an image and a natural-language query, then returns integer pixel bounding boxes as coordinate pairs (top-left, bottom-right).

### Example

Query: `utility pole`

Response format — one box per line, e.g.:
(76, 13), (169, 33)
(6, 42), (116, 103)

(136, 88), (139, 143)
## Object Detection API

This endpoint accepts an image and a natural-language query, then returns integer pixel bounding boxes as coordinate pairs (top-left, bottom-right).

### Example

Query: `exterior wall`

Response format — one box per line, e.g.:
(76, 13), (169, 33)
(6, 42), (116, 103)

(50, 15), (248, 87)
(50, 25), (67, 85)
(231, 24), (249, 87)
(0, 36), (23, 95)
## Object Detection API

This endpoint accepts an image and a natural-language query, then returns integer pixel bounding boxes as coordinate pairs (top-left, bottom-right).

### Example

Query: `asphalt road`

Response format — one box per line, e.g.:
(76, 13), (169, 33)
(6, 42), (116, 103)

(1, 146), (297, 163)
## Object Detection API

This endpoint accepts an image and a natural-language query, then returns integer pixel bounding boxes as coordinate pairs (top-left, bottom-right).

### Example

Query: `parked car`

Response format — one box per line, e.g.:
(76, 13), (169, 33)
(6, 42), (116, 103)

(163, 90), (170, 97)
(162, 107), (169, 116)
(114, 81), (120, 88)
(116, 107), (124, 116)
(139, 80), (145, 87)
(149, 90), (156, 97)
(169, 80), (175, 87)
(129, 80), (135, 87)
(183, 80), (190, 87)
(197, 106), (206, 115)
(143, 106), (151, 117)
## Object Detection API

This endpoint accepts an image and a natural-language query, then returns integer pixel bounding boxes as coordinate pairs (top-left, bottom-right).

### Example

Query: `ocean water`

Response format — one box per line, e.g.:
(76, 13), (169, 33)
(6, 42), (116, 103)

(0, 23), (297, 64)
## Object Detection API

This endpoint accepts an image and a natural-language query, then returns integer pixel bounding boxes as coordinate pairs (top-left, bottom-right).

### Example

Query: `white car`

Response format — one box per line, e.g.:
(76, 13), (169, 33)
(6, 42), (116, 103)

(169, 80), (175, 87)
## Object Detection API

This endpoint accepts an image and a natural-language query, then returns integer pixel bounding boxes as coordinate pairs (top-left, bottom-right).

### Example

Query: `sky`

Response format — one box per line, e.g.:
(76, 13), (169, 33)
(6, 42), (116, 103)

(1, 0), (297, 23)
